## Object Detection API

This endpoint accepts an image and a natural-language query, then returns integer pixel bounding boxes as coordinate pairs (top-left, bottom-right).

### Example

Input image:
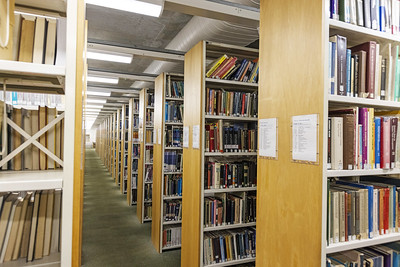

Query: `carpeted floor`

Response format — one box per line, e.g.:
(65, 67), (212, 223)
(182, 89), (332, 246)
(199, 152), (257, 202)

(82, 149), (181, 267)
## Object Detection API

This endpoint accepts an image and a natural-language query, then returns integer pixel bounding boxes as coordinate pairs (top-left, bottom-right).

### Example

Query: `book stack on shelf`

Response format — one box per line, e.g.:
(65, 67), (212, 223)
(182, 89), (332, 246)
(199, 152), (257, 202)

(181, 41), (258, 267)
(152, 73), (184, 253)
(131, 97), (140, 204)
(325, 0), (400, 264)
(137, 89), (154, 223)
(120, 104), (128, 194)
(0, 190), (62, 264)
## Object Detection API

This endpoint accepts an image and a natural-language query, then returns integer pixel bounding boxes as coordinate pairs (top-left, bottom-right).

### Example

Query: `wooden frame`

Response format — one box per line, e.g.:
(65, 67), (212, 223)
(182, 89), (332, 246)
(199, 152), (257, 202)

(127, 97), (140, 205)
(152, 72), (184, 253)
(181, 41), (258, 267)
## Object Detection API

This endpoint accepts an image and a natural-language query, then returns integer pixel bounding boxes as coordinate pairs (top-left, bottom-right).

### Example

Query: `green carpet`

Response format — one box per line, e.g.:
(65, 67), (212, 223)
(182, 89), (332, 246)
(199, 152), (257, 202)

(82, 149), (181, 267)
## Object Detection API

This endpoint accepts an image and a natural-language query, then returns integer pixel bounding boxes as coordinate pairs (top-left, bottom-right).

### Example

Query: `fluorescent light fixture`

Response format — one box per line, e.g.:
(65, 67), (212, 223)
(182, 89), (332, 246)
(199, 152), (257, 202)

(87, 51), (133, 64)
(85, 0), (164, 17)
(86, 104), (104, 108)
(87, 91), (111, 97)
(87, 76), (119, 84)
(86, 99), (107, 104)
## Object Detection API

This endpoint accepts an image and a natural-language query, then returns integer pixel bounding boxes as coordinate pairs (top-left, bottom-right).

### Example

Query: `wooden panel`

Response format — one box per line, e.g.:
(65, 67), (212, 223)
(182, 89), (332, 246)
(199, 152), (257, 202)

(120, 105), (126, 193)
(181, 41), (204, 267)
(136, 89), (146, 223)
(257, 1), (326, 266)
(115, 109), (120, 185)
(127, 99), (133, 205)
(151, 73), (165, 253)
(72, 4), (86, 266)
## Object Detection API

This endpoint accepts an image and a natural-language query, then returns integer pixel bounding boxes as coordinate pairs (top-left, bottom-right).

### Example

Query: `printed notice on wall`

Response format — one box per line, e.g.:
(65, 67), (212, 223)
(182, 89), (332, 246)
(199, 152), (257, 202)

(292, 114), (318, 163)
(259, 118), (277, 158)
(183, 126), (189, 148)
(192, 125), (200, 149)
(158, 128), (162, 145)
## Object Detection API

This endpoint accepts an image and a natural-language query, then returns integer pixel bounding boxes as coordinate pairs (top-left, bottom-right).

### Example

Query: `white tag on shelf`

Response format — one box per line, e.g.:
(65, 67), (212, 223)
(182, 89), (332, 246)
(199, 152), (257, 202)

(183, 126), (189, 148)
(193, 125), (200, 149)
(158, 128), (161, 145)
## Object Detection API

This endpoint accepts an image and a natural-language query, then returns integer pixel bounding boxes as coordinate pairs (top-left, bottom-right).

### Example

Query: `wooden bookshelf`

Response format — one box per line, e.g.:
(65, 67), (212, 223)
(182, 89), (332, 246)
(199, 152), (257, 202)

(137, 88), (154, 223)
(115, 108), (121, 185)
(181, 41), (258, 267)
(127, 97), (140, 205)
(152, 73), (184, 253)
(120, 104), (127, 194)
(258, 0), (400, 265)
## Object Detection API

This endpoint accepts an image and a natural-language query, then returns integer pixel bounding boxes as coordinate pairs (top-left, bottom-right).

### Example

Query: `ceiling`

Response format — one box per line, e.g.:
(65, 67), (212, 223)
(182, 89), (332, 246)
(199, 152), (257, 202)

(85, 0), (260, 128)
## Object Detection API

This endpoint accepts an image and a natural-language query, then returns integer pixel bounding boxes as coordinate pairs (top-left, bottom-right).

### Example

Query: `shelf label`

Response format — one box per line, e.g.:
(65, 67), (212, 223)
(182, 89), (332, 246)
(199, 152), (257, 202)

(192, 125), (200, 149)
(292, 114), (319, 163)
(158, 128), (161, 145)
(259, 118), (278, 159)
(183, 126), (189, 148)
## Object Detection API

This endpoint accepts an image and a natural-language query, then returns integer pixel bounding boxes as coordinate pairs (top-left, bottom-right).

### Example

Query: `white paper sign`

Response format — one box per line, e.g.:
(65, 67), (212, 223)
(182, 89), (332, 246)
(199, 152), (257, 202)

(158, 128), (162, 145)
(139, 129), (143, 142)
(292, 114), (318, 162)
(192, 125), (200, 149)
(259, 118), (277, 158)
(183, 126), (189, 148)
(153, 129), (156, 145)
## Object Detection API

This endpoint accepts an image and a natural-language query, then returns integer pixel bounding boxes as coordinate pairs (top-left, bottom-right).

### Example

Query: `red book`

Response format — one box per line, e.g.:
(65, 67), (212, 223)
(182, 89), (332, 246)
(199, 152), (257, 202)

(209, 124), (215, 152)
(210, 57), (230, 78)
(241, 94), (245, 115)
(207, 163), (211, 189)
(350, 41), (377, 99)
(214, 57), (237, 79)
(384, 188), (389, 234)
(390, 118), (398, 168)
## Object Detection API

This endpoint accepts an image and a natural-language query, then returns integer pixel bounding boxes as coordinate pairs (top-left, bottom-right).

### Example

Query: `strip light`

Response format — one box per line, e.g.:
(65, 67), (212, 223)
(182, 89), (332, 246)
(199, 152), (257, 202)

(87, 91), (111, 97)
(87, 76), (119, 84)
(85, 0), (163, 17)
(86, 104), (104, 108)
(87, 99), (107, 104)
(87, 51), (133, 64)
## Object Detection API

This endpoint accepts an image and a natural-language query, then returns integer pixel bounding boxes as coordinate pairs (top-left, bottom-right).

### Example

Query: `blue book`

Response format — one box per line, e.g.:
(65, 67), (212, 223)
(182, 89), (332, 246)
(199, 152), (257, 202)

(331, 42), (336, 95)
(219, 236), (225, 262)
(375, 118), (381, 168)
(346, 49), (351, 96)
(165, 103), (168, 121)
(336, 180), (373, 238)
(233, 59), (248, 81)
(379, 0), (386, 32)
(12, 92), (17, 105)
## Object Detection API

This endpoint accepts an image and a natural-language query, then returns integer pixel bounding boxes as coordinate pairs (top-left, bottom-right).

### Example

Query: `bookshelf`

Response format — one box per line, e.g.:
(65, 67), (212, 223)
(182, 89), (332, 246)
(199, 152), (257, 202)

(120, 104), (127, 194)
(114, 108), (121, 186)
(127, 97), (140, 205)
(0, 0), (85, 265)
(181, 41), (258, 267)
(258, 0), (400, 265)
(151, 73), (184, 253)
(137, 88), (154, 223)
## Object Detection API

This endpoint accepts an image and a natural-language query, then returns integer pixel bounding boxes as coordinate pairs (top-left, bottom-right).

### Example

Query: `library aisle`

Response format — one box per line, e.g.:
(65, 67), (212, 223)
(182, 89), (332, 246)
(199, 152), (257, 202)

(82, 149), (180, 267)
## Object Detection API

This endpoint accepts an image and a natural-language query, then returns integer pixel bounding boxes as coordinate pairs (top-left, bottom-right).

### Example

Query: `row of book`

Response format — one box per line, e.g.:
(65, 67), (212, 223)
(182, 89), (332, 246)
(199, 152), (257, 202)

(205, 161), (257, 189)
(206, 89), (258, 118)
(327, 242), (400, 267)
(132, 160), (138, 171)
(165, 101), (183, 122)
(329, 35), (400, 101)
(131, 144), (139, 158)
(145, 130), (154, 144)
(164, 174), (182, 196)
(162, 226), (181, 249)
(0, 190), (61, 263)
(166, 79), (184, 98)
(328, 177), (400, 246)
(132, 131), (139, 142)
(164, 151), (182, 173)
(1, 92), (65, 109)
(144, 184), (152, 201)
(165, 127), (182, 147)
(146, 110), (154, 125)
(131, 174), (137, 189)
(206, 55), (259, 83)
(144, 203), (152, 219)
(3, 104), (64, 171)
(205, 122), (257, 153)
(131, 190), (137, 204)
(204, 192), (256, 228)
(203, 228), (256, 266)
(145, 149), (153, 164)
(327, 107), (400, 170)
(329, 0), (400, 35)
(145, 165), (153, 183)
(8, 14), (66, 65)
(163, 200), (182, 222)
(147, 93), (154, 107)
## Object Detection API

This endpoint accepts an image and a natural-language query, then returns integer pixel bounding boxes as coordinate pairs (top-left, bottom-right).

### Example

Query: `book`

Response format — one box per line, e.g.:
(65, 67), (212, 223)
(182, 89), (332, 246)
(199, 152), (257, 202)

(331, 117), (344, 170)
(0, 195), (18, 263)
(27, 191), (40, 262)
(23, 109), (33, 170)
(39, 106), (47, 170)
(12, 13), (22, 61)
(20, 195), (33, 258)
(31, 109), (40, 170)
(12, 193), (30, 260)
(3, 197), (23, 262)
(330, 35), (347, 96)
(0, 193), (18, 261)
(12, 108), (22, 171)
(44, 18), (57, 65)
(47, 107), (56, 169)
(55, 17), (66, 66)
(351, 41), (377, 99)
(34, 190), (48, 260)
(32, 17), (45, 64)
(43, 190), (54, 256)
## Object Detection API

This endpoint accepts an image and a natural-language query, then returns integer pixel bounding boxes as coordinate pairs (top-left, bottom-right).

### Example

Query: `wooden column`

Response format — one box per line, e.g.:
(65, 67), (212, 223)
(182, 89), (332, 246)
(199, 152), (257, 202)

(137, 89), (146, 222)
(257, 0), (326, 266)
